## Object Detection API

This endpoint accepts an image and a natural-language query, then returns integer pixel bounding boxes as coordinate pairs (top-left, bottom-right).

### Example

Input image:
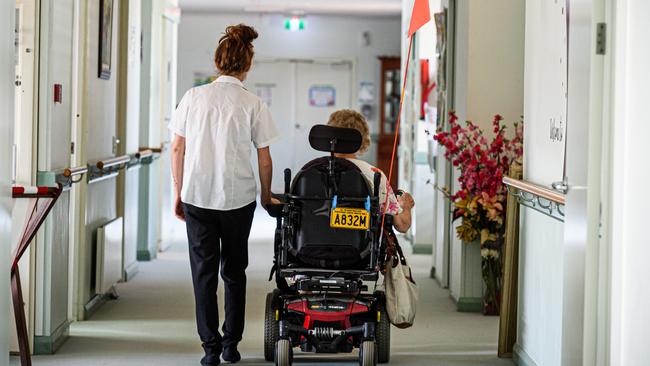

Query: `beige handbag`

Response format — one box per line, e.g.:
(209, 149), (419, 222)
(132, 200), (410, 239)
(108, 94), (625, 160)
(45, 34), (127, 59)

(383, 229), (418, 329)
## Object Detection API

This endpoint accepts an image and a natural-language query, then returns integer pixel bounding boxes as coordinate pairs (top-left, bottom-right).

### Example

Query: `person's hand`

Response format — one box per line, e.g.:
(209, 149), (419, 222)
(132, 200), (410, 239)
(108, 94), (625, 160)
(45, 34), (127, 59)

(397, 191), (415, 210)
(174, 195), (185, 221)
(261, 194), (282, 209)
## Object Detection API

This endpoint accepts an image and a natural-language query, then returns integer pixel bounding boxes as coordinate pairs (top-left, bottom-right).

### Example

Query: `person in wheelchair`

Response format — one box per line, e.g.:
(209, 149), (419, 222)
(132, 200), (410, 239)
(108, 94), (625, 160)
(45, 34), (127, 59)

(326, 109), (415, 231)
(265, 110), (415, 366)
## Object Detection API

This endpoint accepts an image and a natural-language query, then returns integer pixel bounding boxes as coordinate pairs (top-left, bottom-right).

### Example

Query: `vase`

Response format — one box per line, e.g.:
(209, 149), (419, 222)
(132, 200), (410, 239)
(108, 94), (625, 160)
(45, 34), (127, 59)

(455, 239), (483, 312)
(481, 256), (502, 316)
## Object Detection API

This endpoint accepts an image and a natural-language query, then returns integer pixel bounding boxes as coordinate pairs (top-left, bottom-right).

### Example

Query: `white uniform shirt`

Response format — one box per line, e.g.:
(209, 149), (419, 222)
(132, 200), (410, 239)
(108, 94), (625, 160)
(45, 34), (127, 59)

(169, 75), (279, 210)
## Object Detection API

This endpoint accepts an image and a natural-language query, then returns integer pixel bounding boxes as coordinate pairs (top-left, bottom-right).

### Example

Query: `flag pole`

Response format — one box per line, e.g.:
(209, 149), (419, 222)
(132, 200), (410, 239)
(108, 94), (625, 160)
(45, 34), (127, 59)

(380, 34), (414, 237)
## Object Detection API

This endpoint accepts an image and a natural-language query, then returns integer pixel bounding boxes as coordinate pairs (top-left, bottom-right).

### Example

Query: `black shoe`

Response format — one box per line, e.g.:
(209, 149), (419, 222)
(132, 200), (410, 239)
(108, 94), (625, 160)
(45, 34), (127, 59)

(222, 347), (241, 363)
(201, 353), (221, 366)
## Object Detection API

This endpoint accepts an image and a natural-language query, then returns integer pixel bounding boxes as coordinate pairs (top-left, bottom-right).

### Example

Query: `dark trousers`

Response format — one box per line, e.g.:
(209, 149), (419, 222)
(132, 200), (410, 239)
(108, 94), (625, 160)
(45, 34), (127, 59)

(183, 201), (256, 356)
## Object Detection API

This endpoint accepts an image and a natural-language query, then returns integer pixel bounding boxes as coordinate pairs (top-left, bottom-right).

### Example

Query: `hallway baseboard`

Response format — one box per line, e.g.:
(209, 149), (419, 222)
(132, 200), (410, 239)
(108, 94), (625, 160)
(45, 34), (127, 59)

(137, 248), (157, 261)
(123, 261), (140, 281)
(513, 344), (538, 366)
(456, 297), (483, 312)
(412, 243), (433, 254)
(33, 321), (70, 355)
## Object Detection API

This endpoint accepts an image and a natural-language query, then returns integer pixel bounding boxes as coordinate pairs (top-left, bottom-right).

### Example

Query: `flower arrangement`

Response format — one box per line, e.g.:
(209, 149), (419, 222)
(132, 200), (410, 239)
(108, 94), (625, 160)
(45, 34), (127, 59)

(434, 112), (523, 315)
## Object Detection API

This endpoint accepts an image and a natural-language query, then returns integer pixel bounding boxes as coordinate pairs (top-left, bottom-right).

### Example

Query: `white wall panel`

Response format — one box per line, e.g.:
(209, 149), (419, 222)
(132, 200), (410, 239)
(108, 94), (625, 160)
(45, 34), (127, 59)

(86, 0), (119, 162)
(82, 0), (120, 309)
(608, 0), (650, 364)
(517, 210), (564, 365)
(1, 0), (16, 363)
(38, 0), (74, 170)
(177, 13), (401, 165)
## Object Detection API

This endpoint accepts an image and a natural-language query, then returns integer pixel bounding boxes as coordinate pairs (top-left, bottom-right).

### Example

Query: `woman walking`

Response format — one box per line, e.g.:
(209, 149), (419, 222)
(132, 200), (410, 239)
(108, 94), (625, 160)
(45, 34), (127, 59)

(169, 24), (278, 365)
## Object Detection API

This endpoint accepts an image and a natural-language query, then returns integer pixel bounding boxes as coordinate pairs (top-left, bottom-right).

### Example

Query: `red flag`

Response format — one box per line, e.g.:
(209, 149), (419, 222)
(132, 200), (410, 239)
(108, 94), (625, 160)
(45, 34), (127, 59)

(408, 0), (431, 36)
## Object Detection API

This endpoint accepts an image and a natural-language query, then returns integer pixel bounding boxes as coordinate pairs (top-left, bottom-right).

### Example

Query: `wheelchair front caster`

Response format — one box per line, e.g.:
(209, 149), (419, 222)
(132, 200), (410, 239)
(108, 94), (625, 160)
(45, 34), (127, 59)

(275, 339), (293, 366)
(359, 341), (377, 366)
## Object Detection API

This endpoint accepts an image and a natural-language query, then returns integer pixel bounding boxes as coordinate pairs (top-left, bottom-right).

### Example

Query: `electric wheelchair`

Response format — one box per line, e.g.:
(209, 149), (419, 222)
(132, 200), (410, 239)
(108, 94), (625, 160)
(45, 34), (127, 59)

(265, 125), (394, 366)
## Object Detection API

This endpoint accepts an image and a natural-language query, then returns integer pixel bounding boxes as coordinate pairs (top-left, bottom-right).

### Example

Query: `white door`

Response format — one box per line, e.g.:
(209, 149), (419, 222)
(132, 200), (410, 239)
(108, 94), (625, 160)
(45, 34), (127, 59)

(245, 59), (353, 193)
(245, 60), (295, 193)
(293, 61), (353, 168)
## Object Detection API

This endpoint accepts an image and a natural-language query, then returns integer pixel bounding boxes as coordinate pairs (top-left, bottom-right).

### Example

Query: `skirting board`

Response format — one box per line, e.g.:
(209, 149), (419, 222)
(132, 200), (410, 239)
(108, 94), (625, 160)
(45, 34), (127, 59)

(33, 321), (70, 355)
(412, 243), (433, 254)
(137, 248), (156, 261)
(513, 344), (539, 366)
(456, 297), (483, 312)
(124, 261), (139, 282)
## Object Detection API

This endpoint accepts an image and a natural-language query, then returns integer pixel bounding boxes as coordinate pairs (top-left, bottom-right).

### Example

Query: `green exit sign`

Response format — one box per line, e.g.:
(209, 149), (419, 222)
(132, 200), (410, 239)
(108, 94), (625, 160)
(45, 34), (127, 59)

(284, 16), (305, 32)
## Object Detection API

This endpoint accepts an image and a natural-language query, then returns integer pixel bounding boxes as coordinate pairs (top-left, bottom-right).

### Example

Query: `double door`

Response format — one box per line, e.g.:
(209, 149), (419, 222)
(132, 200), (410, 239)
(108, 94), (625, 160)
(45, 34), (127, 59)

(245, 59), (353, 192)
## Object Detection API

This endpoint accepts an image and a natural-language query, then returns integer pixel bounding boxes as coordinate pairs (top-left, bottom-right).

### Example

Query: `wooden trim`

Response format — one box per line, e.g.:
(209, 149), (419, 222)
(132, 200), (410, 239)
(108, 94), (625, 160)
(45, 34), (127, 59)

(498, 160), (522, 357)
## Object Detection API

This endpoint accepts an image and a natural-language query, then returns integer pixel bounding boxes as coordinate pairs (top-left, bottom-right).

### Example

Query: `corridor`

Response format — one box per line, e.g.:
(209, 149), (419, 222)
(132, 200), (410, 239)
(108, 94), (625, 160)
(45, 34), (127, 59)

(11, 211), (510, 366)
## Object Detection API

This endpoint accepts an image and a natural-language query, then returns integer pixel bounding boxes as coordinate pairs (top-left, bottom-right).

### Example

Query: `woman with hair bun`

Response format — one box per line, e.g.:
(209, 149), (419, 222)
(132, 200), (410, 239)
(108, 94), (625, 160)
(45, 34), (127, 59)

(169, 24), (279, 366)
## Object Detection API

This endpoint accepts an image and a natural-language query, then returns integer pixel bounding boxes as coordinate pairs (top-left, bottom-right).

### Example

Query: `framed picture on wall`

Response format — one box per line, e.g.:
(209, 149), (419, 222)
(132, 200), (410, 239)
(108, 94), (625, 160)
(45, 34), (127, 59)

(98, 0), (114, 80)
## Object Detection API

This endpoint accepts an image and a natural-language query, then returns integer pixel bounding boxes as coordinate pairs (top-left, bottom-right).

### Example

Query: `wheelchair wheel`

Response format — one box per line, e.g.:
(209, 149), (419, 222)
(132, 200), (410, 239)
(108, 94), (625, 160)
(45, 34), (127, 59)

(275, 339), (293, 366)
(376, 297), (391, 363)
(264, 290), (280, 362)
(359, 341), (377, 366)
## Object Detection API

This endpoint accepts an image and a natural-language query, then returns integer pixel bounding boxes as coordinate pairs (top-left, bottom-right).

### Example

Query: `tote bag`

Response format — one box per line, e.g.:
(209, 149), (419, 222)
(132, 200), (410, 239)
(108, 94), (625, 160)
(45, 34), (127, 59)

(383, 229), (418, 328)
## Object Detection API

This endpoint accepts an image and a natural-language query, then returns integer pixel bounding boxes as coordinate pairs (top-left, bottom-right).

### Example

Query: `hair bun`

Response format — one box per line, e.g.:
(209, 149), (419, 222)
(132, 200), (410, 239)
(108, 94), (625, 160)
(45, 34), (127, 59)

(224, 24), (258, 45)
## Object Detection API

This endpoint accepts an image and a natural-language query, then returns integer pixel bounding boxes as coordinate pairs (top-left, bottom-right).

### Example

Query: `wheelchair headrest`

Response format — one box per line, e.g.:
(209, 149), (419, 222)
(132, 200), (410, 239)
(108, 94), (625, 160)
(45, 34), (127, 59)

(308, 125), (362, 154)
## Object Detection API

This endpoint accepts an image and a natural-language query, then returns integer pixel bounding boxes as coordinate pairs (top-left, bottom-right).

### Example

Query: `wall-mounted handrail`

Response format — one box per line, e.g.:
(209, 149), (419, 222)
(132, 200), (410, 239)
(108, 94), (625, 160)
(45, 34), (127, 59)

(135, 149), (153, 159)
(96, 155), (131, 170)
(56, 165), (89, 188)
(63, 165), (89, 178)
(502, 177), (565, 205)
(140, 141), (169, 154)
(503, 176), (566, 222)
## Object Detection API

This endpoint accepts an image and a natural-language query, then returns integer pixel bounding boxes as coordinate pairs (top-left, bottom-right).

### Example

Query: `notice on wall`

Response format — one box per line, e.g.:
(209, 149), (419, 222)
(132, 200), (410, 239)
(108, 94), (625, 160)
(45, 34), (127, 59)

(524, 0), (569, 185)
(309, 85), (336, 107)
(255, 83), (275, 107)
(193, 72), (216, 87)
(358, 81), (375, 104)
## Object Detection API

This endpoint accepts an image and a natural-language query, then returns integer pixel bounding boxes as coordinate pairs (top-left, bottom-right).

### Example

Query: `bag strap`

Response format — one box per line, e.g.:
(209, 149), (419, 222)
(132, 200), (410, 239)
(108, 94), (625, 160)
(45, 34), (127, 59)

(382, 227), (407, 268)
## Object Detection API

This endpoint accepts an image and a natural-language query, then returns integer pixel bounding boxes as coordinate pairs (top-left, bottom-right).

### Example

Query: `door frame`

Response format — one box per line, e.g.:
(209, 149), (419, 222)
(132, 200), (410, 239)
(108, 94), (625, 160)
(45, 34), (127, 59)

(12, 0), (40, 352)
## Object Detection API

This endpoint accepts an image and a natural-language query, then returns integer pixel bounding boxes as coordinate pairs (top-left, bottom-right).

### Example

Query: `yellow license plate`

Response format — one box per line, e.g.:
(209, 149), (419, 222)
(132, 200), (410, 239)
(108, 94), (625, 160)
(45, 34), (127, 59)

(330, 207), (370, 230)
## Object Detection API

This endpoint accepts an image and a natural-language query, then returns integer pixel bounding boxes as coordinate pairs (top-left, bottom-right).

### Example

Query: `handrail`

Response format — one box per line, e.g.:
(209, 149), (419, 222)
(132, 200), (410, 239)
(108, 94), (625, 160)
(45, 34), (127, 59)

(502, 176), (566, 222)
(96, 155), (131, 170)
(135, 149), (153, 159)
(140, 141), (169, 154)
(56, 165), (89, 188)
(63, 165), (89, 178)
(502, 177), (565, 205)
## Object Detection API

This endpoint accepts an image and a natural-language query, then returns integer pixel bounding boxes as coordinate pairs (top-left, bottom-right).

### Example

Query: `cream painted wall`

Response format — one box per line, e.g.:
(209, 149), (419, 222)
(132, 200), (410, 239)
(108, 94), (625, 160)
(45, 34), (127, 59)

(515, 1), (568, 364)
(177, 12), (401, 165)
(1, 0), (16, 363)
(81, 0), (121, 308)
(608, 0), (650, 364)
(446, 0), (525, 301)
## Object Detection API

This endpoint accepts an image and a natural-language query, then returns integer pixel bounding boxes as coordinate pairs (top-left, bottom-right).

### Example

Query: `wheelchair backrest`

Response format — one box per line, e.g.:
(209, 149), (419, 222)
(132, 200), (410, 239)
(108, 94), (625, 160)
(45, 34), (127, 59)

(290, 157), (371, 269)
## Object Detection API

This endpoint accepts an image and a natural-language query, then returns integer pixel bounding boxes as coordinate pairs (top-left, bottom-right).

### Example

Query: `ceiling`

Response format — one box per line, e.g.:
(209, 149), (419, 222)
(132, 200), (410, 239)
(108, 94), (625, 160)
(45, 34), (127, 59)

(178, 0), (402, 16)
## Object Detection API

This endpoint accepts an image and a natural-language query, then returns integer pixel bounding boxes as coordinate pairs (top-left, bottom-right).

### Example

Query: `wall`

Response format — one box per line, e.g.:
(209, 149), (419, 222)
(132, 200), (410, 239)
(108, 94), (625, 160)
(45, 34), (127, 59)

(120, 0), (142, 280)
(177, 12), (401, 165)
(1, 0), (16, 363)
(515, 0), (596, 365)
(33, 0), (75, 352)
(81, 0), (120, 310)
(445, 0), (525, 303)
(608, 0), (650, 364)
(515, 0), (567, 363)
(137, 0), (179, 260)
